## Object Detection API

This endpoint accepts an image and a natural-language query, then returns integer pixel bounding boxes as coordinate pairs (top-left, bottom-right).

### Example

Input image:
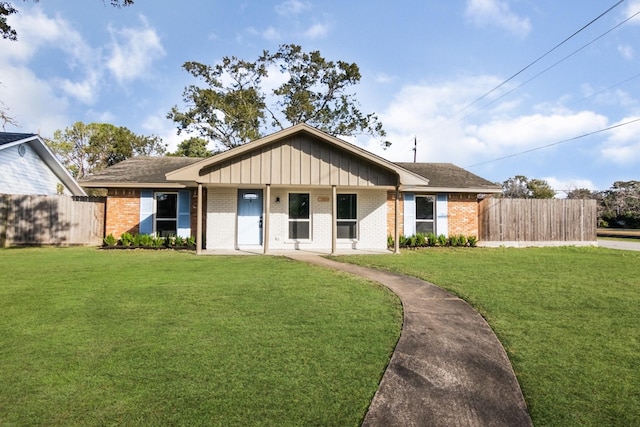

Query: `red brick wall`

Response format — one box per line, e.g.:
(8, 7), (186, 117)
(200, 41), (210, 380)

(388, 192), (480, 238)
(105, 188), (203, 239)
(386, 191), (404, 237)
(448, 193), (479, 237)
(106, 188), (141, 238)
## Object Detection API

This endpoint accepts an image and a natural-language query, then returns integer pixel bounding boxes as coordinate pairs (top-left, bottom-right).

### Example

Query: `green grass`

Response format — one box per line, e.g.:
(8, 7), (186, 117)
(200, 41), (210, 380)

(334, 246), (640, 427)
(0, 247), (402, 426)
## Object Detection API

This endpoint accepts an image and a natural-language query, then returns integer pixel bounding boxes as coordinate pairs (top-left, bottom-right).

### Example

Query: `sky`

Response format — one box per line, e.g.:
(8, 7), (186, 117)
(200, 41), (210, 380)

(2, 0), (640, 194)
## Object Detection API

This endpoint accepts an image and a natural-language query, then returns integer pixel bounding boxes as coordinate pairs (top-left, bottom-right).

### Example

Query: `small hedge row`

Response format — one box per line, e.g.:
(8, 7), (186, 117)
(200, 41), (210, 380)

(103, 232), (196, 249)
(388, 233), (478, 248)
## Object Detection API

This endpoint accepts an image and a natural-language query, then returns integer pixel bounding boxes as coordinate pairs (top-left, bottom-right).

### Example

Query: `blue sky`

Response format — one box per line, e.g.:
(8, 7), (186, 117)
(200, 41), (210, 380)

(2, 0), (640, 194)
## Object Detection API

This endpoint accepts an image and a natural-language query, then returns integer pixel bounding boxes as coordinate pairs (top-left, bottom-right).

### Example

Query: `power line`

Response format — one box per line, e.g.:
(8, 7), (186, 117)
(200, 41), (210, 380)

(469, 8), (640, 115)
(453, 0), (625, 118)
(467, 116), (640, 168)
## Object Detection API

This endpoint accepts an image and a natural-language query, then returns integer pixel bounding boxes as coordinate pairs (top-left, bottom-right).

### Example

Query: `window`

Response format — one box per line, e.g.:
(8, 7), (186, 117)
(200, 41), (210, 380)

(337, 194), (357, 239)
(415, 195), (435, 234)
(155, 192), (177, 237)
(288, 193), (310, 239)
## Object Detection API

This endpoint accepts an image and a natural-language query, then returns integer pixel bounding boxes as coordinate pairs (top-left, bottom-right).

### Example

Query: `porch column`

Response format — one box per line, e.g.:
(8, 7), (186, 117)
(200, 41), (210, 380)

(394, 186), (400, 254)
(331, 185), (337, 255)
(196, 183), (203, 255)
(263, 184), (270, 255)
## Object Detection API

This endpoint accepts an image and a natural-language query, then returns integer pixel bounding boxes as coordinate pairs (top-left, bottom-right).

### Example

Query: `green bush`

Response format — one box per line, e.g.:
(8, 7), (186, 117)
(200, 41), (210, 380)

(103, 234), (117, 246)
(120, 232), (134, 246)
(426, 232), (437, 247)
(437, 234), (448, 246)
(137, 234), (155, 247)
(399, 235), (409, 247)
(415, 233), (426, 247)
(387, 235), (394, 248)
(458, 234), (468, 247)
(174, 236), (186, 247)
(186, 236), (196, 247)
(467, 236), (478, 247)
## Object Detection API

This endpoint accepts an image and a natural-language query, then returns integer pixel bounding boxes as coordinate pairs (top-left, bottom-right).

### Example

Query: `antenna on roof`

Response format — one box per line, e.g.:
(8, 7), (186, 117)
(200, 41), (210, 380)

(412, 136), (417, 163)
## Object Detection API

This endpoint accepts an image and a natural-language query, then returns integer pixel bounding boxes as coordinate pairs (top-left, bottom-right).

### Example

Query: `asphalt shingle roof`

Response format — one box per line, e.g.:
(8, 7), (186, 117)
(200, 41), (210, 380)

(79, 156), (203, 184)
(0, 132), (37, 146)
(395, 162), (500, 190)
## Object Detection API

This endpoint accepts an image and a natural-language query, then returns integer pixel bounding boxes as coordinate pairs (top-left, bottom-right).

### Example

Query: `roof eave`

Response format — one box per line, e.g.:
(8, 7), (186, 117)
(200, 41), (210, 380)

(400, 185), (502, 193)
(80, 182), (191, 189)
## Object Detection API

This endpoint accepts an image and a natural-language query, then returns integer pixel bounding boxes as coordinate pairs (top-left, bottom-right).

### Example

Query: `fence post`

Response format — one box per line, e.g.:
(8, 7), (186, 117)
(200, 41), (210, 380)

(0, 194), (7, 248)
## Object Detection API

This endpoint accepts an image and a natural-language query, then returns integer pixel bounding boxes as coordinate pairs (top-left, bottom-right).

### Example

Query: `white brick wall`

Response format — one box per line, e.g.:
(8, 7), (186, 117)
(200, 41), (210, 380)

(206, 188), (237, 249)
(205, 186), (389, 251)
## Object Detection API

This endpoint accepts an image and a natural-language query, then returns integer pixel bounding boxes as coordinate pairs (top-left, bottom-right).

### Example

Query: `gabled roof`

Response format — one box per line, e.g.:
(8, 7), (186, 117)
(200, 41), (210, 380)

(0, 132), (87, 196)
(167, 123), (428, 187)
(396, 162), (501, 193)
(79, 156), (202, 188)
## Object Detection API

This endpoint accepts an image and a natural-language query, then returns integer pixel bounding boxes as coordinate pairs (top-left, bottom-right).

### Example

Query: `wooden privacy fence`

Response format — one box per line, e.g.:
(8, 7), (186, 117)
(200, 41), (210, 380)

(478, 198), (597, 243)
(0, 194), (105, 247)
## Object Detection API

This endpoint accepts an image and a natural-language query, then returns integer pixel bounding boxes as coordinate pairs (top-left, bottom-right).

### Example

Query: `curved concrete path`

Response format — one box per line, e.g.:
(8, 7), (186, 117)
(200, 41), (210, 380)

(286, 253), (533, 427)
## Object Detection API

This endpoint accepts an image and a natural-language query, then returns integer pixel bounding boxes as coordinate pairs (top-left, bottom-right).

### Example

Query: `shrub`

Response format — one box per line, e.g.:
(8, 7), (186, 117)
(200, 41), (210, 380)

(437, 234), (448, 246)
(163, 235), (174, 248)
(137, 234), (155, 247)
(174, 236), (186, 247)
(387, 235), (394, 248)
(426, 232), (437, 247)
(103, 234), (117, 246)
(186, 236), (196, 247)
(468, 236), (478, 247)
(399, 235), (409, 247)
(415, 233), (426, 247)
(120, 232), (134, 246)
(449, 235), (460, 247)
(458, 234), (468, 247)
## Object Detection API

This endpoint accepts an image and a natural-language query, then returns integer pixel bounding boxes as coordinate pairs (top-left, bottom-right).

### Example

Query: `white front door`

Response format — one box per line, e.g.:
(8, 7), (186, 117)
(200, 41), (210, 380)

(237, 190), (263, 245)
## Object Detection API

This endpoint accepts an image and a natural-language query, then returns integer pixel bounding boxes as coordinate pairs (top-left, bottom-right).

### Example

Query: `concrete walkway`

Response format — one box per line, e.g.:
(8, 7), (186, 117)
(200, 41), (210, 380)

(286, 253), (533, 427)
(598, 239), (640, 251)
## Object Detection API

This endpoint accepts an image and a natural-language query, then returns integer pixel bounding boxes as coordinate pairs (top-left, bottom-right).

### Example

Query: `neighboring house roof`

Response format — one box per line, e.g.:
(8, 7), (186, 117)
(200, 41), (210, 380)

(396, 162), (502, 193)
(79, 156), (202, 188)
(0, 132), (87, 196)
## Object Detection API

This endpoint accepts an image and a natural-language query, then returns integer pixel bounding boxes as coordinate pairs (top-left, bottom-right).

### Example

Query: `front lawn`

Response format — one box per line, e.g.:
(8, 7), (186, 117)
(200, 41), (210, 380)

(335, 246), (640, 427)
(0, 248), (401, 426)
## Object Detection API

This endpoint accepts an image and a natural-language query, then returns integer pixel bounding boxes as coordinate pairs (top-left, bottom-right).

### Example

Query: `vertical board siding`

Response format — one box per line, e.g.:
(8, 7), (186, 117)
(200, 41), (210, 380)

(478, 198), (597, 242)
(200, 135), (397, 187)
(0, 194), (105, 247)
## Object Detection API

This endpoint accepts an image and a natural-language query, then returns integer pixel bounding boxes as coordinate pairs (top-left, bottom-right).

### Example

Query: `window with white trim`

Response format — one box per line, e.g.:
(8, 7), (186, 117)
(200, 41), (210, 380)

(337, 194), (357, 239)
(155, 192), (178, 237)
(415, 195), (435, 234)
(288, 193), (310, 239)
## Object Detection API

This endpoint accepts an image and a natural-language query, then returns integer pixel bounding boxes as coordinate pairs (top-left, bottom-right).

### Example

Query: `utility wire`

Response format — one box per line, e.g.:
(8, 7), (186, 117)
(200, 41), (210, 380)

(453, 0), (625, 118)
(467, 116), (640, 168)
(470, 9), (640, 115)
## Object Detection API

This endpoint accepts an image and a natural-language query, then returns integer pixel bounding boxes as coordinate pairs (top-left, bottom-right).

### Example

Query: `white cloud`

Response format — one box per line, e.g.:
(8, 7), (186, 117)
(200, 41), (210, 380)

(624, 1), (640, 23)
(352, 76), (612, 171)
(275, 0), (310, 16)
(465, 0), (531, 38)
(600, 116), (640, 164)
(303, 23), (330, 39)
(618, 44), (634, 60)
(545, 177), (598, 197)
(261, 26), (282, 41)
(106, 15), (165, 83)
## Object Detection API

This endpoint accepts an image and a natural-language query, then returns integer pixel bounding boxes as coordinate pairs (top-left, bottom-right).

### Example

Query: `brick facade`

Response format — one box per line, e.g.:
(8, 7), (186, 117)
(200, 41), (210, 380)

(448, 193), (479, 237)
(388, 192), (480, 238)
(106, 188), (141, 237)
(105, 188), (203, 240)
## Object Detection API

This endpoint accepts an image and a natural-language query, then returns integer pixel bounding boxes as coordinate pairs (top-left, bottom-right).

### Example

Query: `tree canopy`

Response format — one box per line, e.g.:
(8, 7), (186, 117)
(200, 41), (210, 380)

(168, 44), (386, 151)
(47, 122), (165, 179)
(167, 137), (214, 158)
(501, 175), (555, 199)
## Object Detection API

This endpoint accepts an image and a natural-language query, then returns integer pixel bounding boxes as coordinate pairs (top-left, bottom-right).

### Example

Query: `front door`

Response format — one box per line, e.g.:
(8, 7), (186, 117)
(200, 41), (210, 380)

(237, 189), (263, 245)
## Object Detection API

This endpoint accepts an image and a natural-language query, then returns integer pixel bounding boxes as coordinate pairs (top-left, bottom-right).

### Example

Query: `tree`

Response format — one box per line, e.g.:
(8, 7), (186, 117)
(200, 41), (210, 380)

(600, 180), (640, 228)
(1, 1), (133, 41)
(501, 175), (530, 198)
(168, 44), (386, 151)
(501, 175), (555, 199)
(167, 137), (214, 158)
(47, 122), (165, 179)
(528, 179), (555, 199)
(566, 188), (598, 200)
